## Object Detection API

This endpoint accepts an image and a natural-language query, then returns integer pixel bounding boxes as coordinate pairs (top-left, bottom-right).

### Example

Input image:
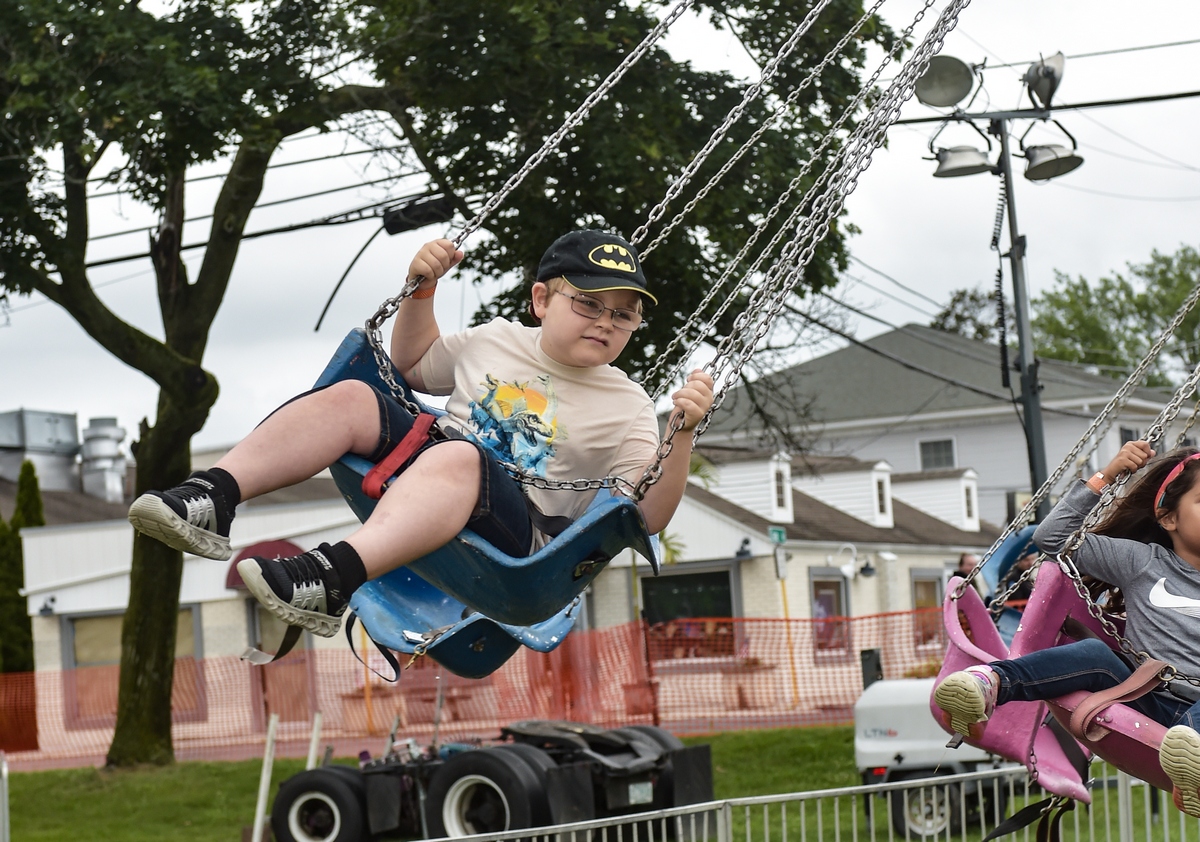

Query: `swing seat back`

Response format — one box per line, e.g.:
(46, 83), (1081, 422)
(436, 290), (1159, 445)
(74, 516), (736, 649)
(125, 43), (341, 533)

(348, 566), (578, 679)
(1013, 563), (1172, 792)
(934, 575), (1093, 803)
(316, 329), (657, 628)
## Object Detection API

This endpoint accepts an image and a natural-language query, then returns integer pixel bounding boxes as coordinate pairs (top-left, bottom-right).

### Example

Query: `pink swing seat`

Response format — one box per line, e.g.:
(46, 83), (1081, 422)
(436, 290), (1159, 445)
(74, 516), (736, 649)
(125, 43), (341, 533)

(934, 562), (1173, 800)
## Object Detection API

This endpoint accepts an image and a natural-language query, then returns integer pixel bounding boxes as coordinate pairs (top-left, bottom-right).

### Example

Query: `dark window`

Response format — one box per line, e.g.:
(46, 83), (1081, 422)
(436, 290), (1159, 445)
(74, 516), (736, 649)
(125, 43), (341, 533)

(920, 439), (955, 470)
(811, 577), (850, 652)
(876, 479), (888, 515)
(643, 570), (736, 660)
(1120, 427), (1139, 444)
(965, 486), (975, 519)
(775, 469), (787, 508)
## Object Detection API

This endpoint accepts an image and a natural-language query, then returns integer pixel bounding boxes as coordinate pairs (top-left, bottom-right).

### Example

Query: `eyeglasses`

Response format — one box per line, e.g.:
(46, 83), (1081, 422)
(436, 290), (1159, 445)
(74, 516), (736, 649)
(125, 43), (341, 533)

(556, 291), (646, 331)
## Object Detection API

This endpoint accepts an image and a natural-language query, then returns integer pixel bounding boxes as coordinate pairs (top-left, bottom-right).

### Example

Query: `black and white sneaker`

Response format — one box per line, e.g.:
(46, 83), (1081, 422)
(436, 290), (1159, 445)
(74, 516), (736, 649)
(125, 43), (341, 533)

(128, 474), (234, 560)
(237, 548), (350, 638)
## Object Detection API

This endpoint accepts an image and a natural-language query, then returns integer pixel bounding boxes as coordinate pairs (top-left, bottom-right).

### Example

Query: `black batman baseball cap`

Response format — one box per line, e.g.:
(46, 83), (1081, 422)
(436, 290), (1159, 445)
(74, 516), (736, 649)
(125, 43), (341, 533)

(536, 230), (657, 304)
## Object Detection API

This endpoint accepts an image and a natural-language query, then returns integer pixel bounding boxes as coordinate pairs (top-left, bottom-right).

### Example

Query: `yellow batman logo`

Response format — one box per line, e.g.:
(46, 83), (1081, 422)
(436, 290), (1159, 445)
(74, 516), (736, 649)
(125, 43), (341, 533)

(587, 244), (636, 273)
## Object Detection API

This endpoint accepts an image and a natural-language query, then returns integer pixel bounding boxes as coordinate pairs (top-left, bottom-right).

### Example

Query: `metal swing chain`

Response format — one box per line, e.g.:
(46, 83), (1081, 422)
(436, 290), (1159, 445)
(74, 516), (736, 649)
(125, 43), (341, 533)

(624, 1), (969, 500)
(1050, 356), (1200, 688)
(1174, 396), (1200, 448)
(640, 0), (938, 398)
(635, 0), (895, 261)
(695, 3), (969, 430)
(628, 0), (838, 247)
(661, 0), (955, 416)
(950, 278), (1200, 600)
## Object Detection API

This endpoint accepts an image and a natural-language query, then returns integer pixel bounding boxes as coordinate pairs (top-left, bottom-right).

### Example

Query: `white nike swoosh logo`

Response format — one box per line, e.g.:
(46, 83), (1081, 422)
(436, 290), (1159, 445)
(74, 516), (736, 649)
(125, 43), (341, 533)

(1149, 578), (1200, 617)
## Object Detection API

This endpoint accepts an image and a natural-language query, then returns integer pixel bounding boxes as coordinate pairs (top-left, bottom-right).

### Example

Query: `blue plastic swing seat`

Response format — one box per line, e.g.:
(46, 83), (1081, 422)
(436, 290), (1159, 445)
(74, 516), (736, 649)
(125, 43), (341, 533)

(313, 329), (658, 677)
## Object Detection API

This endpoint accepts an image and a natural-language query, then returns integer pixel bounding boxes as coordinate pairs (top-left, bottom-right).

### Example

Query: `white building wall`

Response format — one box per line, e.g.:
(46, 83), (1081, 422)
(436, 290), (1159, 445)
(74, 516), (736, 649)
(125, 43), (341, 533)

(707, 458), (793, 523)
(789, 463), (893, 527)
(891, 474), (979, 531)
(823, 410), (1166, 526)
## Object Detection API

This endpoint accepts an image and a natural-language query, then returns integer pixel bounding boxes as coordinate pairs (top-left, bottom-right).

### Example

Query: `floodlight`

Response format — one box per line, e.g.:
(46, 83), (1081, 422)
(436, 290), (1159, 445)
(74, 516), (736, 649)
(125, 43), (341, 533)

(915, 55), (976, 108)
(933, 146), (993, 178)
(1024, 144), (1084, 181)
(1024, 52), (1065, 109)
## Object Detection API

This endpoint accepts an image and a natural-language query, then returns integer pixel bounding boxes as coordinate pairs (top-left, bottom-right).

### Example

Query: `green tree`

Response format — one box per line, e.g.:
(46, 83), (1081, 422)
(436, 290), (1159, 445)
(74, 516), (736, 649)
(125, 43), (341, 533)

(2, 0), (893, 764)
(930, 285), (1014, 343)
(0, 461), (44, 675)
(1029, 246), (1200, 388)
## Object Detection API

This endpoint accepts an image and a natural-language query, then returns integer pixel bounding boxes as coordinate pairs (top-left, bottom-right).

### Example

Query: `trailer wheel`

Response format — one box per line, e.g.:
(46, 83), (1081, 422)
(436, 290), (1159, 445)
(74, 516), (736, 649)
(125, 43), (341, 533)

(888, 775), (960, 839)
(493, 744), (556, 826)
(271, 768), (366, 842)
(426, 747), (543, 838)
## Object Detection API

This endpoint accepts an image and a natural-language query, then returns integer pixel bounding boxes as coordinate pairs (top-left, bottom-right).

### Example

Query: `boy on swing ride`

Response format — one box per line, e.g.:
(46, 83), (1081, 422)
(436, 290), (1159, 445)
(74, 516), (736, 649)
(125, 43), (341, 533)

(128, 230), (713, 636)
(935, 439), (1200, 817)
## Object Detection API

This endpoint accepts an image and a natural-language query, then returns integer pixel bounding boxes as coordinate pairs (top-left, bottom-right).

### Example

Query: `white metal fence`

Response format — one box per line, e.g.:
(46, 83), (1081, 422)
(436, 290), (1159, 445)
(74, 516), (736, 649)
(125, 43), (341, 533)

(446, 764), (1199, 842)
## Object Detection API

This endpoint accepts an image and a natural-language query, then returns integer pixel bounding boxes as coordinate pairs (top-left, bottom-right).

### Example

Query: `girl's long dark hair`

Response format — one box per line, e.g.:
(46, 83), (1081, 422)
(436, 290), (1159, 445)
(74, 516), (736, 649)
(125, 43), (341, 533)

(1084, 446), (1200, 612)
(1092, 445), (1200, 549)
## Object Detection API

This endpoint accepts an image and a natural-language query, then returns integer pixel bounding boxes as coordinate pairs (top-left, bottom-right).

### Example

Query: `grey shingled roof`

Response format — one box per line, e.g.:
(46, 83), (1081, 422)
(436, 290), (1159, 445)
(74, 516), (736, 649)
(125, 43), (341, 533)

(685, 483), (1001, 547)
(703, 323), (1171, 435)
(0, 476), (344, 528)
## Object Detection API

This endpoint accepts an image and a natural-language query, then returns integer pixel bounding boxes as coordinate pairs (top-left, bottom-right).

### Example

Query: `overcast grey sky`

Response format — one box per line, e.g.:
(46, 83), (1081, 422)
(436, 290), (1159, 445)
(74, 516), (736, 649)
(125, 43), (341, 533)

(4, 0), (1200, 454)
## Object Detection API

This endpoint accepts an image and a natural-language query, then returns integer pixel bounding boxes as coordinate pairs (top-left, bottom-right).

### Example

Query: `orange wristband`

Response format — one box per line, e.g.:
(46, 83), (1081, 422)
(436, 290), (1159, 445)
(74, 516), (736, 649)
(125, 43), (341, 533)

(1085, 471), (1108, 494)
(410, 283), (437, 300)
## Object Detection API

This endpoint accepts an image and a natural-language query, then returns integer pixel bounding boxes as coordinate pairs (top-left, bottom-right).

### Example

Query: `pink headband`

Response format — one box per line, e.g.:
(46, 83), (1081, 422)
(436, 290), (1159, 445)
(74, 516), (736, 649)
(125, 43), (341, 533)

(1155, 453), (1200, 511)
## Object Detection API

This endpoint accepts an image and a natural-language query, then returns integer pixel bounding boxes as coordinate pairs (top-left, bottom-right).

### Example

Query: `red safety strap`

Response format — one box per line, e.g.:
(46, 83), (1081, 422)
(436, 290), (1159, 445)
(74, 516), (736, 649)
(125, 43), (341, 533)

(362, 413), (437, 500)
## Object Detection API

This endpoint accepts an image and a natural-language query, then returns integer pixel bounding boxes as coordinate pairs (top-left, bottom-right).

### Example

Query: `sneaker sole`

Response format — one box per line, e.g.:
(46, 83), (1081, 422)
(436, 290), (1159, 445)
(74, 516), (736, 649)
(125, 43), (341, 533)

(1162, 725), (1200, 817)
(128, 495), (232, 561)
(934, 673), (989, 738)
(237, 559), (342, 638)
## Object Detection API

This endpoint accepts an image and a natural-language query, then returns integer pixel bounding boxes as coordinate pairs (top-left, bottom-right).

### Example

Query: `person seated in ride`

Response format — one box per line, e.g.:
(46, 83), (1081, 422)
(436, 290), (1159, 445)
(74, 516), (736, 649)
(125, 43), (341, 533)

(128, 230), (714, 636)
(934, 440), (1200, 817)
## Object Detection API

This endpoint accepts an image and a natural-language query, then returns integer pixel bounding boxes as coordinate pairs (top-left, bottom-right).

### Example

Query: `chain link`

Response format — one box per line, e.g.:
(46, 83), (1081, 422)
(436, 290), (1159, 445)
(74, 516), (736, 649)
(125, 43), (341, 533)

(640, 0), (936, 397)
(629, 0), (838, 247)
(950, 279), (1200, 600)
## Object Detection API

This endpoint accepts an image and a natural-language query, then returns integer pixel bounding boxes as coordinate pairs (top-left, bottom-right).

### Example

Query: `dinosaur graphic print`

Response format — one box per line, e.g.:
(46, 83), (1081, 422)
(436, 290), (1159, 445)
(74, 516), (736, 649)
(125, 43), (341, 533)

(468, 374), (563, 476)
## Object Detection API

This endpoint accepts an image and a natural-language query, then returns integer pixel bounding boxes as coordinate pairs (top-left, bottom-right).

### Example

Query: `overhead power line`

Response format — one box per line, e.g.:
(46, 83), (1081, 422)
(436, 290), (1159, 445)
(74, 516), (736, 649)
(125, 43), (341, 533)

(89, 170), (421, 243)
(848, 255), (945, 308)
(88, 144), (407, 198)
(83, 191), (430, 269)
(982, 38), (1200, 70)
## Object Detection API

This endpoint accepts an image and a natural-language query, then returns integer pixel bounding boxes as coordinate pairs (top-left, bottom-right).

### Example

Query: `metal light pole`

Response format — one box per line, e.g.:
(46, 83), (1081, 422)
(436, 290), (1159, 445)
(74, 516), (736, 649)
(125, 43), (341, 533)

(992, 118), (1050, 519)
(907, 54), (1081, 521)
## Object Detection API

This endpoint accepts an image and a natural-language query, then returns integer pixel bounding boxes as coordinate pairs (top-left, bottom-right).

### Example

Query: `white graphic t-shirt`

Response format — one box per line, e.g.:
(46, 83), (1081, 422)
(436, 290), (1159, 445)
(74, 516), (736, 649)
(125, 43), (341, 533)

(417, 318), (660, 544)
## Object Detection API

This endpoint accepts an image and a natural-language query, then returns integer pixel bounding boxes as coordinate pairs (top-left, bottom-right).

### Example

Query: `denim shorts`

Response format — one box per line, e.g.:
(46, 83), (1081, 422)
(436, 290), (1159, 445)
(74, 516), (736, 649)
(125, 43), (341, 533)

(286, 383), (534, 557)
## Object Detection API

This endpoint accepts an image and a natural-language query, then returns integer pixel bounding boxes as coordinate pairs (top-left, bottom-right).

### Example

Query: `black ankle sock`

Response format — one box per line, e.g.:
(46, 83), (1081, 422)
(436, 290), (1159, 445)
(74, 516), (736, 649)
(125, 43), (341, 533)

(187, 468), (241, 511)
(320, 541), (368, 598)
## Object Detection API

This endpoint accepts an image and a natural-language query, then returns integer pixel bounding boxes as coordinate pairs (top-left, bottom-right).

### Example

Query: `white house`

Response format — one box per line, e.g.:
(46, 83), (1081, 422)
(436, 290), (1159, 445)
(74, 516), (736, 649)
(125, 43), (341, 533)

(698, 324), (1182, 525)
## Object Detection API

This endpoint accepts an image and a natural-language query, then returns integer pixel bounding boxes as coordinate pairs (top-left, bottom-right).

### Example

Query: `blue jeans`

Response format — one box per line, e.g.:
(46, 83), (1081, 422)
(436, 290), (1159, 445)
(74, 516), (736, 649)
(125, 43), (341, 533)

(991, 638), (1200, 729)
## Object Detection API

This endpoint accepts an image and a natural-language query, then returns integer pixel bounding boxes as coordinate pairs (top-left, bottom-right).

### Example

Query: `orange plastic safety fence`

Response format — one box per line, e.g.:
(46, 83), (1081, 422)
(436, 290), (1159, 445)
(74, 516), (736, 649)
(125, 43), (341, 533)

(0, 609), (944, 770)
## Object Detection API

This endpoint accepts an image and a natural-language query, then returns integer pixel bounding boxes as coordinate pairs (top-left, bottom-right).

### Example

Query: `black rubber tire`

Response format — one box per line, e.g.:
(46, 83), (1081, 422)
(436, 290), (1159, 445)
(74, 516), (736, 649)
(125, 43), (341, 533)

(319, 764), (365, 793)
(620, 724), (685, 751)
(271, 768), (366, 842)
(888, 775), (961, 839)
(493, 744), (556, 826)
(426, 747), (544, 838)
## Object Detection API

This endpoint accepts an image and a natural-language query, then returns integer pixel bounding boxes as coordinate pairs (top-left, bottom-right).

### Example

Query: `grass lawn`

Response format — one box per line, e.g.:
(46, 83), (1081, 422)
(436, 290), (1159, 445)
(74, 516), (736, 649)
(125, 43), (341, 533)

(8, 726), (858, 841)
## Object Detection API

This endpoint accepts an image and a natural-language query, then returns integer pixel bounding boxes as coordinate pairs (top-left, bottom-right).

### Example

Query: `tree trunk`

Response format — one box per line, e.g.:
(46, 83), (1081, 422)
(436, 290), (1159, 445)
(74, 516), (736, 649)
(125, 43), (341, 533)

(107, 382), (215, 765)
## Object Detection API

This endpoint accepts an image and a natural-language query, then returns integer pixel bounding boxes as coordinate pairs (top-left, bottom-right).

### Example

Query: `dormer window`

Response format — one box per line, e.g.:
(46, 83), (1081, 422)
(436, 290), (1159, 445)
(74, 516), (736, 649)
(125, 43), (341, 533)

(775, 468), (787, 508)
(876, 479), (888, 515)
(965, 485), (975, 519)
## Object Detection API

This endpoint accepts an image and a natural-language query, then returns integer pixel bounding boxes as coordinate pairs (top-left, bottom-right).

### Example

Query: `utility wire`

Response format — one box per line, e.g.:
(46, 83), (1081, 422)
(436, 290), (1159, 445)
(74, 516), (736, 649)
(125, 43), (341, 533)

(89, 171), (420, 243)
(88, 143), (407, 197)
(848, 254), (946, 308)
(982, 38), (1200, 70)
(838, 272), (941, 319)
(82, 191), (428, 269)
